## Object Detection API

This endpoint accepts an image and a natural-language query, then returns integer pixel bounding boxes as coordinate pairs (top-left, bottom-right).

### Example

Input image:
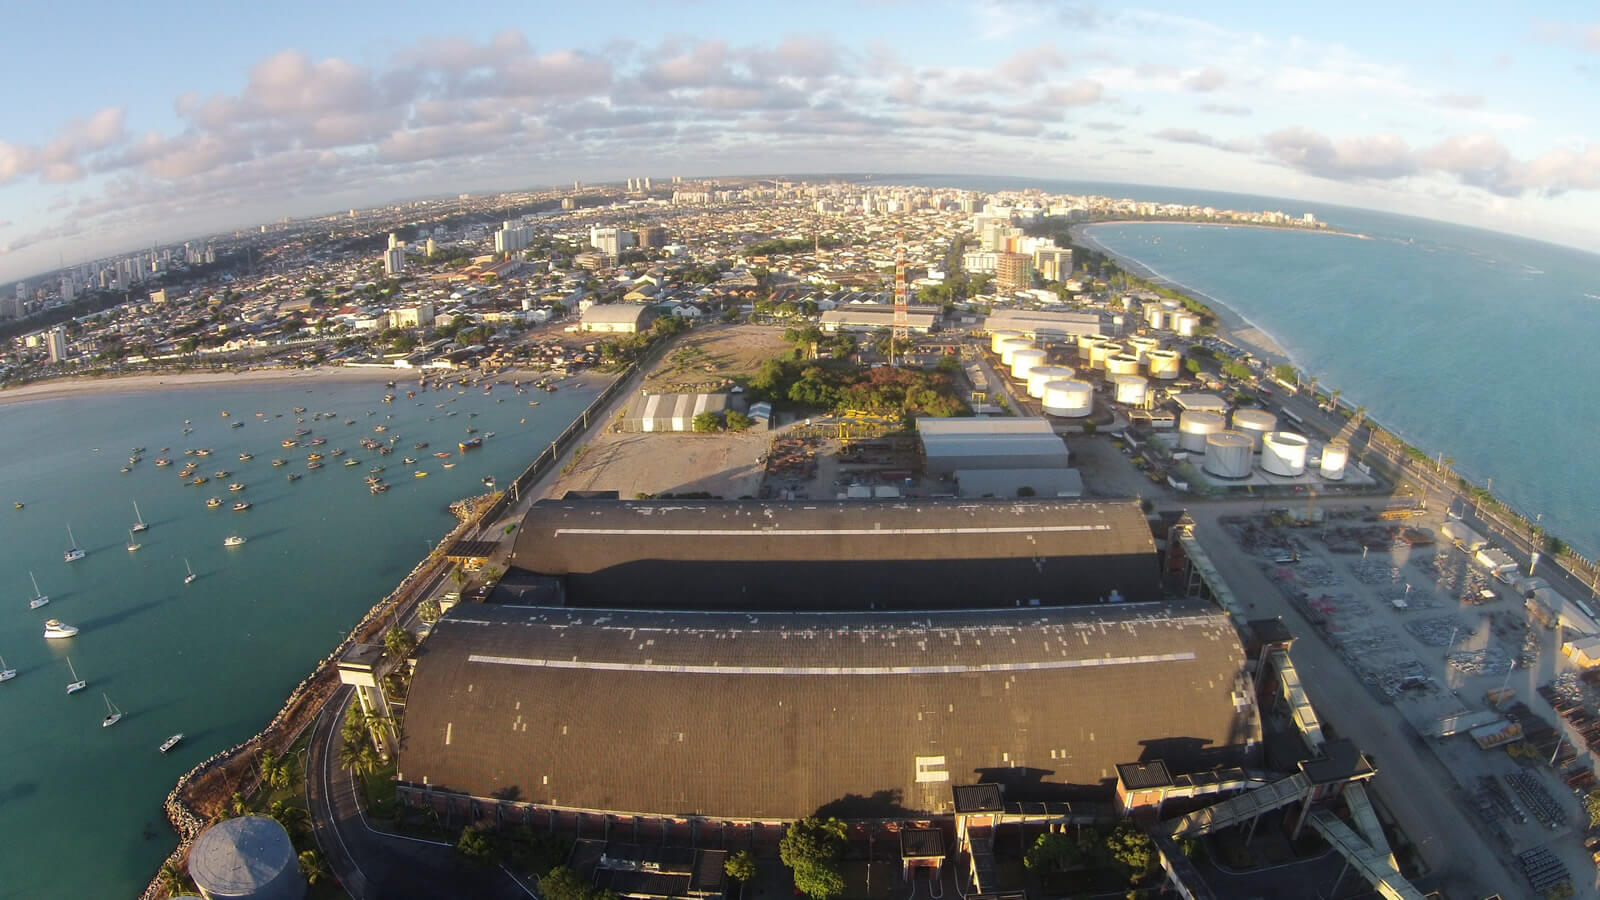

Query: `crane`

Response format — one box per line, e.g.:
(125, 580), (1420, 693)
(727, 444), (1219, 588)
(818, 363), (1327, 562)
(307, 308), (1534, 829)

(891, 232), (908, 366)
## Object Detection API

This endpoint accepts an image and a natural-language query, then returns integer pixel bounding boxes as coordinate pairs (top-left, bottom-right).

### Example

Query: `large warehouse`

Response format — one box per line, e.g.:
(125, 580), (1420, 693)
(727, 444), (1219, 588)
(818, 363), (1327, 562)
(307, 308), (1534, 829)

(818, 306), (940, 333)
(917, 417), (1081, 498)
(619, 392), (731, 432)
(580, 303), (658, 333)
(506, 497), (1158, 609)
(984, 309), (1104, 342)
(397, 603), (1258, 821)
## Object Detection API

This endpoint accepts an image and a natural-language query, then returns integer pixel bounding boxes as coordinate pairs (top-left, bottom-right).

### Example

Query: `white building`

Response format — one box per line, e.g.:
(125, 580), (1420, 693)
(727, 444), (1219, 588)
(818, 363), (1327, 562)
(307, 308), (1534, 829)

(494, 222), (532, 254)
(589, 227), (635, 258)
(384, 247), (406, 275)
(46, 326), (68, 363)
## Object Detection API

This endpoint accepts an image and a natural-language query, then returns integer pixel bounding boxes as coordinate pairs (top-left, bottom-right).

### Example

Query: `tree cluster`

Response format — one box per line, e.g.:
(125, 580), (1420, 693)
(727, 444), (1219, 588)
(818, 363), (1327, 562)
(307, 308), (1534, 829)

(779, 817), (847, 899)
(748, 356), (964, 417)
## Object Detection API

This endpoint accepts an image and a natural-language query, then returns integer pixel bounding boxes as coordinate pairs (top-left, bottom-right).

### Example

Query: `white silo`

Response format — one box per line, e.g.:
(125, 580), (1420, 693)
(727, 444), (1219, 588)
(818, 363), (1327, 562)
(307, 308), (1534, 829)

(1127, 336), (1160, 362)
(1230, 408), (1278, 450)
(1112, 374), (1148, 406)
(1088, 341), (1121, 370)
(1105, 353), (1142, 377)
(1146, 350), (1181, 380)
(1027, 365), (1076, 399)
(1041, 380), (1094, 417)
(1203, 430), (1254, 479)
(990, 330), (1024, 354)
(1178, 410), (1226, 452)
(998, 338), (1034, 366)
(1076, 332), (1099, 360)
(1261, 431), (1310, 476)
(1010, 348), (1048, 380)
(1319, 442), (1349, 481)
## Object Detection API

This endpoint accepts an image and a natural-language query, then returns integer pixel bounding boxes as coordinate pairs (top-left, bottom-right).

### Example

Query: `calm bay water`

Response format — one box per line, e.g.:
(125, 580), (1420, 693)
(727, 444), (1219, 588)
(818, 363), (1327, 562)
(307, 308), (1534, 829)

(0, 373), (599, 899)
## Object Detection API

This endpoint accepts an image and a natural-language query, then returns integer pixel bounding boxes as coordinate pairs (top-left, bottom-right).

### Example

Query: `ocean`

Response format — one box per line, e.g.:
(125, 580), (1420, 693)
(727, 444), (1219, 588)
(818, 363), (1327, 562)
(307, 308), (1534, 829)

(893, 174), (1600, 562)
(0, 374), (600, 899)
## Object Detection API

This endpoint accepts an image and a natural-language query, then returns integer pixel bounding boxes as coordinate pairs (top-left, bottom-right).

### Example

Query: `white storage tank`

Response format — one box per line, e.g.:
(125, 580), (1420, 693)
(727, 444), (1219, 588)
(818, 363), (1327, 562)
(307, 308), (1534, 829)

(1178, 410), (1226, 452)
(1027, 365), (1076, 399)
(1105, 353), (1142, 377)
(1319, 442), (1349, 481)
(1261, 431), (1310, 476)
(1173, 312), (1199, 337)
(1127, 336), (1160, 362)
(1204, 430), (1255, 479)
(1076, 332), (1099, 360)
(1147, 307), (1166, 330)
(1162, 299), (1182, 311)
(1112, 374), (1148, 406)
(1230, 408), (1278, 450)
(188, 815), (306, 900)
(1010, 348), (1048, 380)
(998, 338), (1034, 366)
(990, 330), (1025, 354)
(1088, 340), (1121, 370)
(1041, 379), (1094, 417)
(1146, 350), (1181, 380)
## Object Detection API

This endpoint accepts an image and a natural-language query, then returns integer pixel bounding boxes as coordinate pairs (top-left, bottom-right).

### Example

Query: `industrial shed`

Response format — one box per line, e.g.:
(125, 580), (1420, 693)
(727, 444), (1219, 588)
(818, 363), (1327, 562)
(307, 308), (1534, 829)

(954, 466), (1084, 499)
(918, 417), (1071, 475)
(581, 303), (658, 333)
(984, 309), (1104, 341)
(818, 307), (940, 333)
(507, 497), (1160, 610)
(396, 603), (1258, 821)
(620, 392), (731, 432)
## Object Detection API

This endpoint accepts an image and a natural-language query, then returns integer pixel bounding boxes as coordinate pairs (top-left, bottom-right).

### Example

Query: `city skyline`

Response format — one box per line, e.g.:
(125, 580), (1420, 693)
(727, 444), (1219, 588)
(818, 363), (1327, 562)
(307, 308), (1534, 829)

(3, 0), (1599, 282)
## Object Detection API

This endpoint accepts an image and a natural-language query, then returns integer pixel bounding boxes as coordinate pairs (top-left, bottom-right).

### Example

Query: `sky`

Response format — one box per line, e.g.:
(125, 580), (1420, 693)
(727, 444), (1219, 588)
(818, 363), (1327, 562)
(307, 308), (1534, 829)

(2, 0), (1599, 283)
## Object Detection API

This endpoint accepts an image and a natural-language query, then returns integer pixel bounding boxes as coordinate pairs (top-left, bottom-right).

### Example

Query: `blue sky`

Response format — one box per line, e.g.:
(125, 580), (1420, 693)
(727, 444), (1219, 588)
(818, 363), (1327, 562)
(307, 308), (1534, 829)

(2, 0), (1598, 282)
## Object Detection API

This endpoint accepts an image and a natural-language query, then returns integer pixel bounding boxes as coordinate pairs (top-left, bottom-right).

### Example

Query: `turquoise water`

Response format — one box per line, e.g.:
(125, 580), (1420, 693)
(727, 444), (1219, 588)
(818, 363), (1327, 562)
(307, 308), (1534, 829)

(0, 374), (599, 899)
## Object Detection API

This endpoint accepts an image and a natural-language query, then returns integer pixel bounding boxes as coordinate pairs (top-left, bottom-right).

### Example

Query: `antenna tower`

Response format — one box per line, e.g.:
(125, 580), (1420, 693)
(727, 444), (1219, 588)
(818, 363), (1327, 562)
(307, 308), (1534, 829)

(892, 232), (908, 366)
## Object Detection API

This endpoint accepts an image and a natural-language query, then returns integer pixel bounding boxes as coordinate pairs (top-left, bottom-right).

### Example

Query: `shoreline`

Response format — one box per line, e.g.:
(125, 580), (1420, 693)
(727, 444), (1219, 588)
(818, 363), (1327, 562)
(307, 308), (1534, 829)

(1083, 218), (1369, 240)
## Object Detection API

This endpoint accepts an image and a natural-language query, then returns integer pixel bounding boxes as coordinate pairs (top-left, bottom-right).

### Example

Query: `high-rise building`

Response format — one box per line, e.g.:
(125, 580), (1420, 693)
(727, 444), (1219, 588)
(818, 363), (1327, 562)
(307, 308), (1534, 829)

(494, 222), (532, 254)
(1034, 247), (1074, 282)
(47, 326), (68, 363)
(15, 281), (26, 301)
(643, 177), (651, 191)
(995, 252), (1033, 292)
(635, 226), (667, 249)
(388, 233), (399, 250)
(384, 247), (406, 275)
(589, 227), (634, 258)
(425, 238), (438, 258)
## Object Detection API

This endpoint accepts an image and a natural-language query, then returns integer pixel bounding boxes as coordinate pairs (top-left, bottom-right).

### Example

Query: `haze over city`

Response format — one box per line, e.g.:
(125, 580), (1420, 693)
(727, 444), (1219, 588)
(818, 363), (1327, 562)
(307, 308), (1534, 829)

(3, 0), (1600, 282)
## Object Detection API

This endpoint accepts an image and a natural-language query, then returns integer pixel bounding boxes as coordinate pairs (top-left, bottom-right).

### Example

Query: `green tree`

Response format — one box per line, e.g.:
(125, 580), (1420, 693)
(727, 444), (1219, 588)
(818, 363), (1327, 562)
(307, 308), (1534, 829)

(936, 353), (961, 374)
(1222, 361), (1253, 381)
(418, 598), (443, 623)
(299, 849), (330, 885)
(456, 825), (497, 867)
(1184, 358), (1202, 375)
(1586, 790), (1600, 829)
(541, 865), (621, 900)
(269, 800), (310, 840)
(258, 748), (292, 791)
(1105, 826), (1155, 883)
(1272, 364), (1298, 385)
(1023, 832), (1079, 870)
(226, 792), (248, 818)
(338, 737), (380, 777)
(385, 626), (417, 660)
(692, 411), (723, 432)
(725, 410), (752, 432)
(725, 849), (758, 883)
(780, 817), (847, 900)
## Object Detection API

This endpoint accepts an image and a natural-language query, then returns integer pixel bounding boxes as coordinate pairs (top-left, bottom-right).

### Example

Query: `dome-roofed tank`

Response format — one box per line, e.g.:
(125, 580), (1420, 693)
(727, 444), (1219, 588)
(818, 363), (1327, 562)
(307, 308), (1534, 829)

(1105, 353), (1142, 377)
(1178, 410), (1226, 452)
(1112, 374), (1148, 406)
(1230, 408), (1278, 450)
(1010, 348), (1048, 380)
(1041, 380), (1094, 417)
(1319, 442), (1349, 481)
(188, 815), (305, 900)
(1027, 365), (1076, 399)
(1146, 350), (1181, 380)
(990, 330), (1025, 354)
(1261, 431), (1310, 476)
(1203, 430), (1254, 479)
(1087, 341), (1121, 370)
(998, 338), (1034, 367)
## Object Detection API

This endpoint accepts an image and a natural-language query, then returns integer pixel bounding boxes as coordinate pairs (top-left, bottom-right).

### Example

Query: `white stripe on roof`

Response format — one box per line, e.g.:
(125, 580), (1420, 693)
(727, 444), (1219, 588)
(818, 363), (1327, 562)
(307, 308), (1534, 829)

(553, 524), (1111, 537)
(466, 651), (1196, 676)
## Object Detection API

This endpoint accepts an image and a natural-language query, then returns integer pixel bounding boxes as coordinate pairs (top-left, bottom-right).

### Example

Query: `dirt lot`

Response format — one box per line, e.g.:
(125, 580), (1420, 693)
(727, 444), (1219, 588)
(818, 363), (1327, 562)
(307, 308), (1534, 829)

(641, 324), (791, 394)
(543, 430), (771, 499)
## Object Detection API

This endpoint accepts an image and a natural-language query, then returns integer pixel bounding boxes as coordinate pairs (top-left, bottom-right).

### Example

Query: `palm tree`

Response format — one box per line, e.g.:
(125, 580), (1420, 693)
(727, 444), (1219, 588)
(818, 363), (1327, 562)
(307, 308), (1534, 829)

(384, 626), (417, 660)
(339, 738), (380, 778)
(258, 748), (292, 792)
(158, 860), (189, 895)
(299, 849), (330, 885)
(225, 792), (248, 818)
(269, 800), (311, 839)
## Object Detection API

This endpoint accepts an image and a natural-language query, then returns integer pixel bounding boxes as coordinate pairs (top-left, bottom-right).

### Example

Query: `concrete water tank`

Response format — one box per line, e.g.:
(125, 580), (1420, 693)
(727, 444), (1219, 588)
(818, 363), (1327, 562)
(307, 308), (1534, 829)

(1112, 374), (1148, 406)
(1088, 341), (1121, 370)
(1204, 430), (1255, 479)
(1076, 332), (1099, 360)
(1178, 410), (1226, 452)
(1010, 348), (1048, 380)
(1105, 353), (1142, 377)
(1041, 380), (1094, 417)
(188, 815), (305, 900)
(990, 330), (1025, 354)
(1027, 365), (1076, 399)
(1127, 336), (1160, 362)
(1230, 408), (1278, 450)
(1146, 350), (1181, 380)
(998, 338), (1034, 366)
(1319, 442), (1349, 481)
(1261, 431), (1310, 476)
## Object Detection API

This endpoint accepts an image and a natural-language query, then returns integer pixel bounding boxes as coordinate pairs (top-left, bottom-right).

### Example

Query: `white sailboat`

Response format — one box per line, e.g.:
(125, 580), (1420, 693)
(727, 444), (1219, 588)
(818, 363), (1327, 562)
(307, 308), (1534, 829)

(0, 653), (14, 682)
(63, 524), (84, 562)
(126, 529), (141, 552)
(184, 558), (197, 585)
(65, 657), (86, 694)
(102, 693), (123, 727)
(131, 500), (148, 533)
(28, 571), (48, 609)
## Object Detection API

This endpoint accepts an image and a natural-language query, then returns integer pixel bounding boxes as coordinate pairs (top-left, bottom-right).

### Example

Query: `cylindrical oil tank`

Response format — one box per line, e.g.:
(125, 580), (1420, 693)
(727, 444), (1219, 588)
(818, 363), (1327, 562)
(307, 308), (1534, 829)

(1027, 365), (1076, 399)
(189, 815), (305, 900)
(1041, 379), (1093, 417)
(1088, 340), (1121, 370)
(1162, 299), (1182, 311)
(1112, 374), (1148, 406)
(1010, 348), (1048, 380)
(1319, 442), (1349, 481)
(1146, 349), (1181, 380)
(1105, 353), (1142, 377)
(990, 330), (1024, 354)
(1230, 408), (1278, 450)
(1173, 313), (1199, 337)
(1204, 430), (1255, 479)
(1076, 332), (1099, 360)
(1127, 336), (1160, 362)
(1261, 431), (1310, 476)
(1178, 410), (1226, 452)
(1146, 307), (1166, 330)
(998, 338), (1033, 367)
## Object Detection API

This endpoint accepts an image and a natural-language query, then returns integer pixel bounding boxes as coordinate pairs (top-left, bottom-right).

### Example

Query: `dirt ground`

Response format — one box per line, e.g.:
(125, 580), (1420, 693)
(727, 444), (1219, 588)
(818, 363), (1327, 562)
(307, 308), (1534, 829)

(641, 324), (791, 394)
(544, 429), (772, 499)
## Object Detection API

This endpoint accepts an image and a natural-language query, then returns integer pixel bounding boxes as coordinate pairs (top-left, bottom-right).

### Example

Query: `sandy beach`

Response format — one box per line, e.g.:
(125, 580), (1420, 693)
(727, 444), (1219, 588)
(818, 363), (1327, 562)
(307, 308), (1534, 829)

(1069, 223), (1296, 369)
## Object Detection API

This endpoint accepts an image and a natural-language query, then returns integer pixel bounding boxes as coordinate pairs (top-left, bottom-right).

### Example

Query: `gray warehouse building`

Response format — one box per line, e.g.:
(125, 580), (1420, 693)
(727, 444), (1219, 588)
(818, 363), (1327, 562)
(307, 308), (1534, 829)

(918, 417), (1081, 498)
(620, 392), (732, 432)
(984, 309), (1103, 342)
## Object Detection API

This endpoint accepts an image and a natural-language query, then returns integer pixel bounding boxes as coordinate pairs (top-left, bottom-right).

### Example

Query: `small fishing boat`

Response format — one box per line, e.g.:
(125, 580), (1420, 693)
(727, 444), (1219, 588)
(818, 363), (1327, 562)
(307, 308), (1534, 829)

(310, 437), (327, 446)
(281, 439), (299, 448)
(402, 457), (416, 465)
(370, 482), (389, 494)
(206, 497), (223, 508)
(434, 451), (452, 459)
(213, 470), (231, 478)
(232, 501), (251, 512)
(238, 452), (253, 461)
(272, 458), (287, 466)
(343, 458), (360, 467)
(228, 482), (246, 492)
(306, 461), (323, 470)
(155, 458), (172, 467)
(190, 476), (208, 485)
(286, 472), (302, 482)
(414, 442), (429, 450)
(330, 448), (345, 457)
(307, 453), (323, 461)
(414, 471), (428, 478)
(442, 462), (456, 469)
(223, 535), (246, 547)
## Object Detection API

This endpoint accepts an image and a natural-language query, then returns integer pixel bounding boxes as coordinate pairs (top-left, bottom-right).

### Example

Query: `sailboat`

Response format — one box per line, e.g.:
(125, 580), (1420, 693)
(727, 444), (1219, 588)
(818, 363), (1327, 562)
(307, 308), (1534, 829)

(131, 500), (148, 533)
(63, 524), (84, 562)
(126, 529), (142, 552)
(28, 571), (49, 609)
(0, 653), (14, 682)
(65, 657), (86, 694)
(102, 693), (123, 727)
(184, 558), (197, 585)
